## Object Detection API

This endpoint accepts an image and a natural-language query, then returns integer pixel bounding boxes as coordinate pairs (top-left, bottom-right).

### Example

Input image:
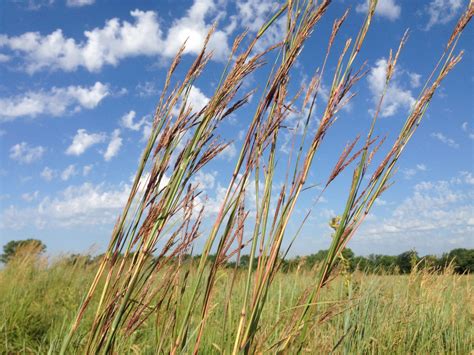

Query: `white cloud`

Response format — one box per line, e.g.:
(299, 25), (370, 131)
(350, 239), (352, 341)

(408, 72), (422, 88)
(461, 121), (474, 140)
(104, 129), (122, 161)
(67, 0), (95, 7)
(236, 0), (278, 32)
(425, 0), (463, 30)
(61, 164), (77, 181)
(162, 0), (229, 60)
(220, 142), (237, 161)
(83, 164), (93, 176)
(171, 85), (210, 118)
(416, 164), (427, 171)
(192, 170), (217, 190)
(40, 166), (55, 181)
(21, 191), (39, 202)
(120, 110), (144, 131)
(460, 171), (474, 185)
(0, 2), (229, 73)
(361, 177), (474, 246)
(66, 128), (106, 156)
(431, 132), (459, 148)
(0, 82), (109, 121)
(141, 121), (153, 141)
(184, 85), (210, 113)
(9, 142), (45, 164)
(235, 0), (286, 51)
(0, 182), (130, 229)
(367, 58), (416, 117)
(356, 0), (401, 21)
(136, 81), (158, 97)
(402, 164), (426, 180)
(14, 0), (54, 11)
(0, 53), (10, 62)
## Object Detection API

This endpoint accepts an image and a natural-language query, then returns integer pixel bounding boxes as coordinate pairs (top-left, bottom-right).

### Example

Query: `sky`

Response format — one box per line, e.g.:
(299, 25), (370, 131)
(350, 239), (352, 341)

(0, 0), (473, 257)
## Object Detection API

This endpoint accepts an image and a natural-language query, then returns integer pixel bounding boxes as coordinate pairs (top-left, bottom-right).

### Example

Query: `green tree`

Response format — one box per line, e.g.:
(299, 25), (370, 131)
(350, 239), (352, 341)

(0, 239), (46, 264)
(396, 250), (419, 274)
(447, 248), (474, 273)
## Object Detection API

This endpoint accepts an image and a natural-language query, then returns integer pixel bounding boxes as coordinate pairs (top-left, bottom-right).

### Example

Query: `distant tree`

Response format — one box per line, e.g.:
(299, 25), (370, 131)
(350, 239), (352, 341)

(397, 250), (419, 274)
(447, 248), (474, 273)
(0, 239), (46, 264)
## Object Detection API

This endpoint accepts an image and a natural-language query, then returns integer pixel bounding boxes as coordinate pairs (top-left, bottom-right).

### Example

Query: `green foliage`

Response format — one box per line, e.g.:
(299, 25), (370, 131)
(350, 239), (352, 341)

(0, 239), (46, 264)
(231, 248), (472, 275)
(0, 252), (472, 353)
(443, 248), (474, 273)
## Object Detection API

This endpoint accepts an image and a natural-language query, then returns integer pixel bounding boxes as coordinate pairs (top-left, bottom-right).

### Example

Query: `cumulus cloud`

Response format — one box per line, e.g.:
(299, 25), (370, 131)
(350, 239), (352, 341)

(234, 0), (286, 51)
(425, 0), (463, 30)
(0, 1), (229, 73)
(356, 0), (401, 21)
(180, 85), (210, 114)
(431, 132), (459, 148)
(104, 129), (122, 161)
(0, 82), (109, 121)
(367, 58), (416, 117)
(67, 0), (95, 7)
(236, 0), (278, 32)
(9, 142), (45, 164)
(66, 128), (106, 156)
(120, 110), (145, 131)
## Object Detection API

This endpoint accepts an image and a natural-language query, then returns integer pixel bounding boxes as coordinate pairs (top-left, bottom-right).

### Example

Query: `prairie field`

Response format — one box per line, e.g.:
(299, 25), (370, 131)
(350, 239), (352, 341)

(1, 0), (473, 354)
(1, 252), (472, 354)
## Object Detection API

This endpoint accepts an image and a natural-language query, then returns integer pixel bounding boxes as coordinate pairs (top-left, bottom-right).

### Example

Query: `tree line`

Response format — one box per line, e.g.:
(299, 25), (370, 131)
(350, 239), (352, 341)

(1, 239), (473, 274)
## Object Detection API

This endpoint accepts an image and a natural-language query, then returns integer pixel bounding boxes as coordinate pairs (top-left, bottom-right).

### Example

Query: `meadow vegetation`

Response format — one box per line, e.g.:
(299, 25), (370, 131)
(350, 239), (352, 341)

(0, 248), (472, 353)
(2, 0), (473, 353)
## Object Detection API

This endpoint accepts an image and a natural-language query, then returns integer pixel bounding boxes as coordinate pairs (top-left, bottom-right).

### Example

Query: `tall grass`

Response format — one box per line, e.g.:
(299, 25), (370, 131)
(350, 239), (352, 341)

(55, 0), (474, 353)
(0, 252), (472, 353)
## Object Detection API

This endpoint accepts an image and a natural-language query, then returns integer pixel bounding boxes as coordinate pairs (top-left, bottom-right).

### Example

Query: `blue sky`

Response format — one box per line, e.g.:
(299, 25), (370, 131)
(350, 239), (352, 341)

(0, 0), (473, 257)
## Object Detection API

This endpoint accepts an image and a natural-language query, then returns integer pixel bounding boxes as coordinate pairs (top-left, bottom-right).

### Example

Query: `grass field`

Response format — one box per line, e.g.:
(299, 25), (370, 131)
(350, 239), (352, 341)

(1, 252), (472, 354)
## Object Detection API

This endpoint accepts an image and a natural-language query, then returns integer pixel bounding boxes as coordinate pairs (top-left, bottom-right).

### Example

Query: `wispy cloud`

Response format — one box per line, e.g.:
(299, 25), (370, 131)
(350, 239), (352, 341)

(425, 0), (463, 30)
(60, 164), (77, 181)
(66, 0), (95, 7)
(431, 132), (459, 148)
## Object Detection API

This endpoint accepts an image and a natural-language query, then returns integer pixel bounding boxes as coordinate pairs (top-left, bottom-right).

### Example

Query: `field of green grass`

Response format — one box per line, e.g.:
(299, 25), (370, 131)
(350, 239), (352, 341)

(1, 252), (472, 354)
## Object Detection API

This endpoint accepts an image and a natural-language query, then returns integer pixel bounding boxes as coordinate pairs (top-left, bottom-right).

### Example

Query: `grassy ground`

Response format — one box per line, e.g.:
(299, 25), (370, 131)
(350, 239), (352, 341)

(0, 253), (472, 354)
